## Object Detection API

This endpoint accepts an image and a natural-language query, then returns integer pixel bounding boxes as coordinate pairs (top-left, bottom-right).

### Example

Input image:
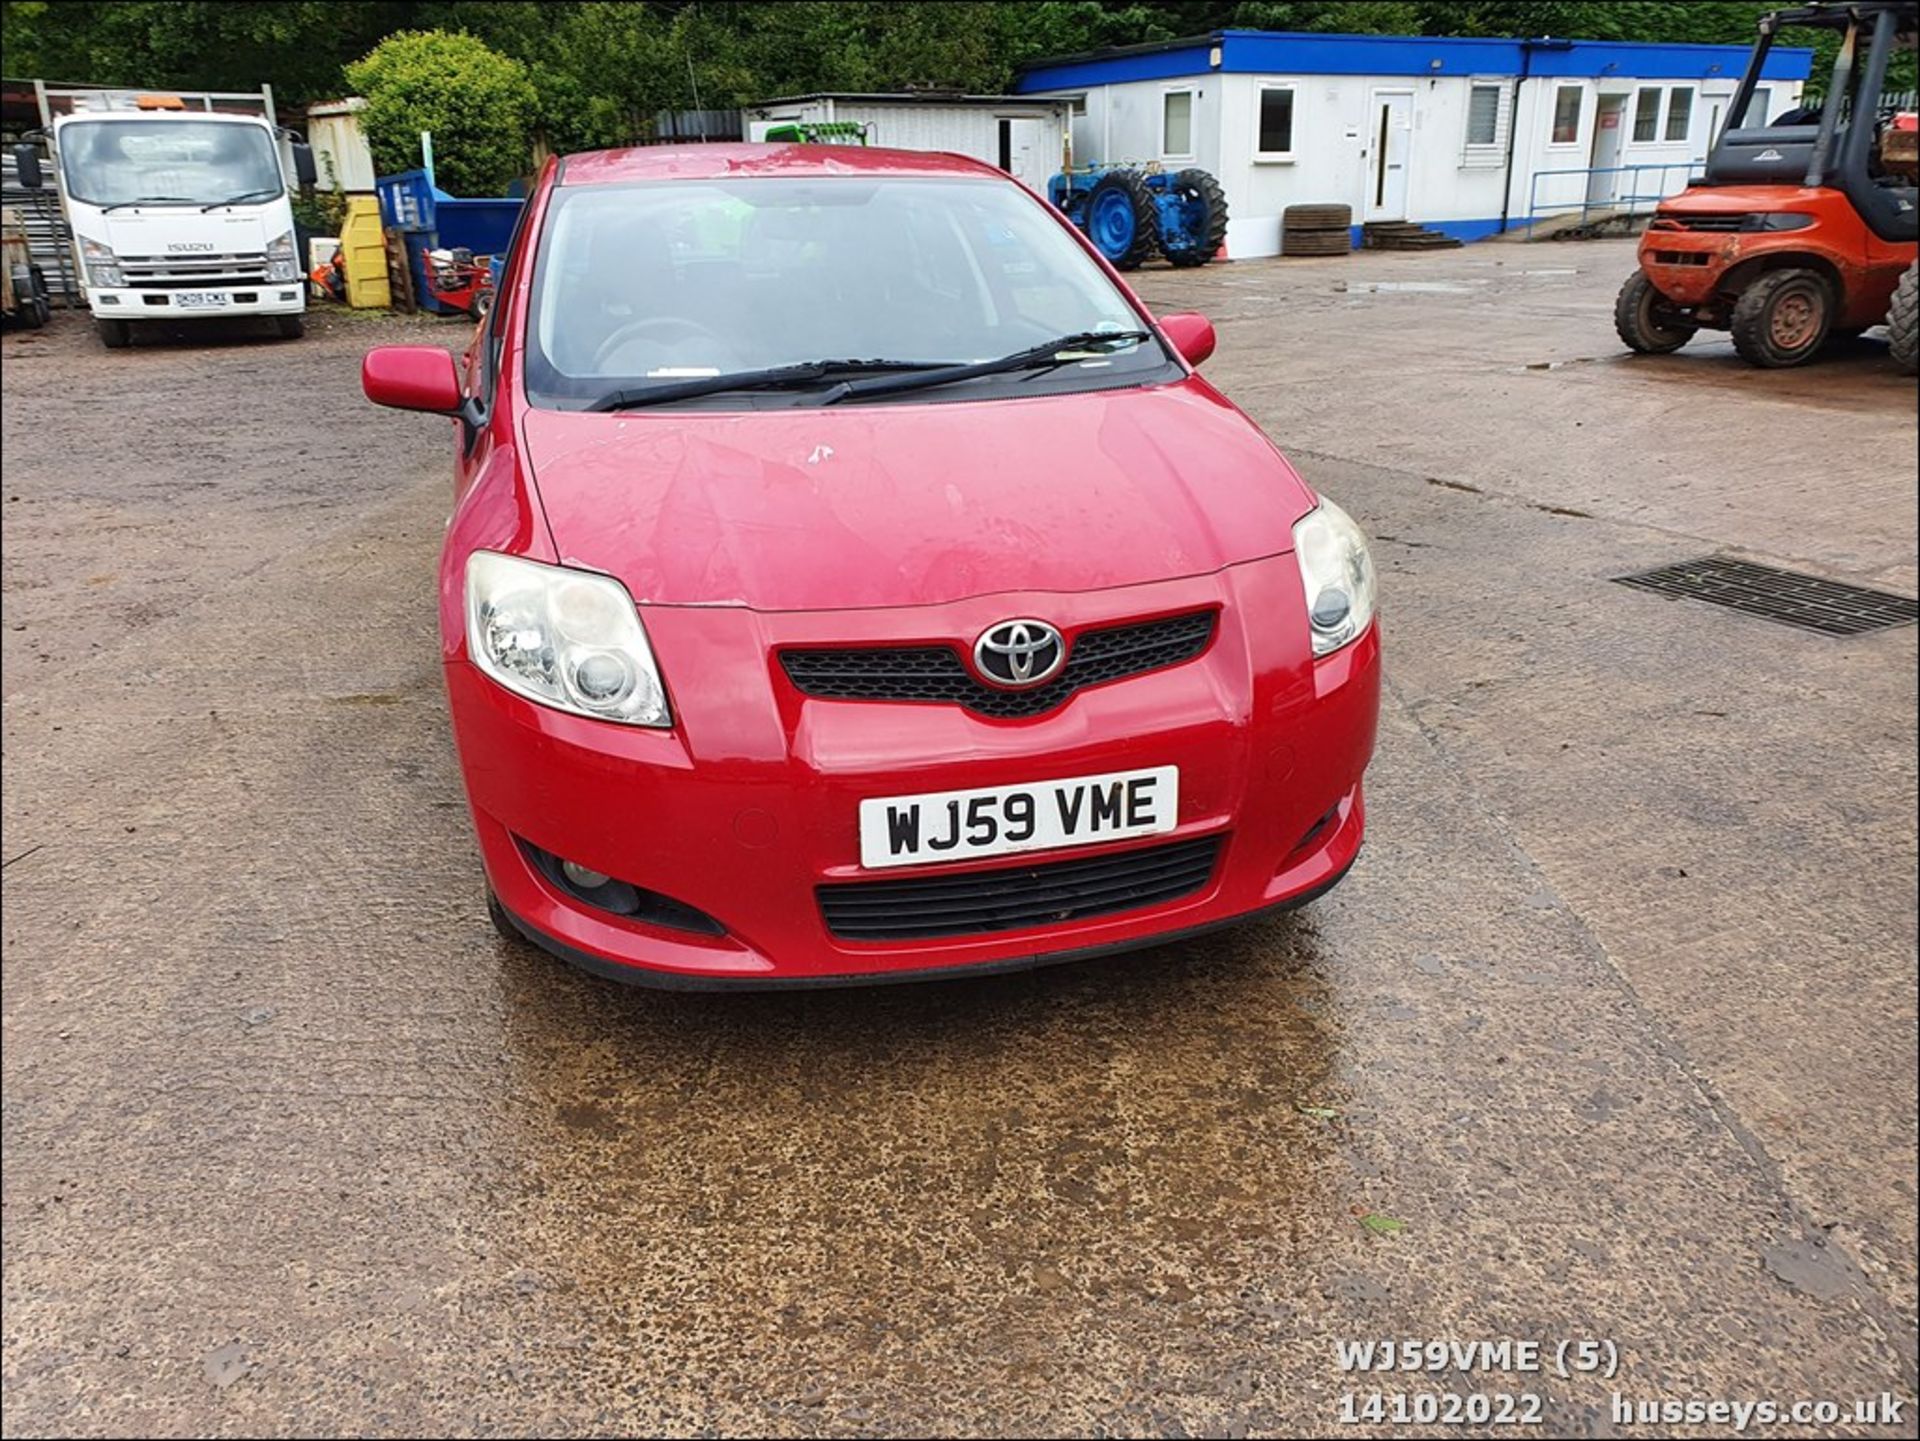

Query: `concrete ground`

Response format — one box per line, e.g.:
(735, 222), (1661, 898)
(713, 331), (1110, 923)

(2, 238), (1914, 1437)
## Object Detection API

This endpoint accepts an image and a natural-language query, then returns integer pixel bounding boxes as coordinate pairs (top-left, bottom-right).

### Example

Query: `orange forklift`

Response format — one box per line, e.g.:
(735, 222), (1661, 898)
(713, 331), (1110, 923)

(1615, 0), (1916, 371)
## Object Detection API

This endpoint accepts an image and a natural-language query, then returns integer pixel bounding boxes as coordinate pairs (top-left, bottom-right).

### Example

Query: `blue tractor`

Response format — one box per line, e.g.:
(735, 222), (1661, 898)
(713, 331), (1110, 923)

(1048, 164), (1229, 270)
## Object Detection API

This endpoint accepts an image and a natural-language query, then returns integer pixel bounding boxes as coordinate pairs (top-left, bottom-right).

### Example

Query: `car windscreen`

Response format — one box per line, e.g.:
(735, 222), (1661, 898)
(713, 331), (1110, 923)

(524, 175), (1176, 408)
(59, 120), (283, 207)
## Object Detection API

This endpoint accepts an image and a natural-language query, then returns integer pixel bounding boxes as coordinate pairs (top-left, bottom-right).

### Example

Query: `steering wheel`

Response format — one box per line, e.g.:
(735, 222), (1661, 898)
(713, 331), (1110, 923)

(590, 315), (734, 374)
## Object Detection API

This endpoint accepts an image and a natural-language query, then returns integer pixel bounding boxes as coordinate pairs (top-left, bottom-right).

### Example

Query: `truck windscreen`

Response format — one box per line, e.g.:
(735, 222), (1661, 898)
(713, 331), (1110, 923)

(59, 120), (281, 208)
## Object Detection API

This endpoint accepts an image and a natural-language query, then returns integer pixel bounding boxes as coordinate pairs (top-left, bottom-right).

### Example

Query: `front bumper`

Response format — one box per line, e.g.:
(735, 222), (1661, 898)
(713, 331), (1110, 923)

(448, 557), (1381, 985)
(87, 285), (305, 319)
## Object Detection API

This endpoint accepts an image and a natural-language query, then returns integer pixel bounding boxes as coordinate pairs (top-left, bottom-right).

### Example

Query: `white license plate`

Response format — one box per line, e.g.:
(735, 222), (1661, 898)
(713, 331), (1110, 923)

(174, 292), (230, 309)
(858, 765), (1178, 870)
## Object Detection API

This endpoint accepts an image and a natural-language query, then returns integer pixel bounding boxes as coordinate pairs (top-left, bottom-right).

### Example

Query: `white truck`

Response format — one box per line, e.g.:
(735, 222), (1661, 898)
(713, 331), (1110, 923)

(12, 94), (318, 347)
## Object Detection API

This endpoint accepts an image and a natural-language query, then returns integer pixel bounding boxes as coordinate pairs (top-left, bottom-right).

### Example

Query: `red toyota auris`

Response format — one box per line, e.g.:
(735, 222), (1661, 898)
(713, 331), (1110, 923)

(363, 144), (1380, 988)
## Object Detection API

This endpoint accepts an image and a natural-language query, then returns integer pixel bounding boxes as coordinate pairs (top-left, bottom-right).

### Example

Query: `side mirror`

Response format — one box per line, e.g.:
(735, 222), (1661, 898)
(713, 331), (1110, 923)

(1159, 312), (1217, 368)
(291, 142), (318, 188)
(363, 345), (462, 413)
(12, 143), (43, 190)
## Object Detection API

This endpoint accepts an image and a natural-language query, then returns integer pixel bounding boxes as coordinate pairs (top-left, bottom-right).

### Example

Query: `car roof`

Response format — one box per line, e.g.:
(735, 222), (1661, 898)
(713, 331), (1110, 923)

(559, 143), (1009, 186)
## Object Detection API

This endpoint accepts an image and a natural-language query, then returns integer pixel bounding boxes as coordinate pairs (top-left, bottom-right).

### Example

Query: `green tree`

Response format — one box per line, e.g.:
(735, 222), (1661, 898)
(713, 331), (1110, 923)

(343, 29), (537, 193)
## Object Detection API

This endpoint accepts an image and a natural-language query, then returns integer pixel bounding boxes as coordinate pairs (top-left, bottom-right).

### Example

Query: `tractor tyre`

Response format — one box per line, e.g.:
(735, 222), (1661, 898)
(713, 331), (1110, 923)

(1084, 169), (1159, 270)
(1161, 168), (1229, 267)
(95, 317), (131, 348)
(1614, 271), (1696, 354)
(1730, 268), (1832, 368)
(1889, 261), (1918, 375)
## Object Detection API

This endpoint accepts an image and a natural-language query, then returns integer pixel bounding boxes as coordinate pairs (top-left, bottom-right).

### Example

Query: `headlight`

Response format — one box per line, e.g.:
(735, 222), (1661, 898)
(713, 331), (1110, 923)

(264, 229), (300, 282)
(81, 237), (121, 288)
(1292, 498), (1376, 656)
(464, 552), (671, 727)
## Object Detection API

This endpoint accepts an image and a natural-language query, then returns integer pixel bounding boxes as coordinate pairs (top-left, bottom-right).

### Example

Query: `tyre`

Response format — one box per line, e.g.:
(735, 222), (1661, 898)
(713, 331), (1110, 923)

(1730, 268), (1831, 368)
(1283, 203), (1352, 231)
(9, 264), (46, 327)
(1284, 232), (1352, 255)
(1084, 170), (1159, 270)
(1890, 260), (1918, 375)
(1160, 168), (1228, 267)
(1613, 271), (1696, 354)
(26, 266), (50, 328)
(95, 317), (131, 348)
(486, 888), (526, 945)
(274, 313), (305, 339)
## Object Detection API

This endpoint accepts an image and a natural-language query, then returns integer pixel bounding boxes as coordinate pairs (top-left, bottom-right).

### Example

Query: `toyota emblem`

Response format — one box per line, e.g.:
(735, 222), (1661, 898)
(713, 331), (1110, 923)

(973, 619), (1066, 689)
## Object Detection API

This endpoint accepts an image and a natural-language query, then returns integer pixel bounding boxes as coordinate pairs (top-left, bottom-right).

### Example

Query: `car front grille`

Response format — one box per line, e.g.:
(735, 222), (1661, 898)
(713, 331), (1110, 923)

(120, 252), (270, 287)
(779, 610), (1217, 720)
(819, 833), (1224, 941)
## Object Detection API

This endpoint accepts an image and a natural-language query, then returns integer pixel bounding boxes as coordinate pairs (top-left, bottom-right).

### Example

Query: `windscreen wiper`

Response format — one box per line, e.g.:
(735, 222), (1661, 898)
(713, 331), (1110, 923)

(201, 188), (283, 211)
(97, 196), (198, 213)
(818, 330), (1156, 406)
(584, 358), (957, 412)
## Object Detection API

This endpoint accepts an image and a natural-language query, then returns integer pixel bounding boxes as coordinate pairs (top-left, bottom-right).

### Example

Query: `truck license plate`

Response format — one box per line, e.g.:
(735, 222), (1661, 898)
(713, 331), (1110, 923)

(175, 292), (230, 309)
(857, 765), (1178, 869)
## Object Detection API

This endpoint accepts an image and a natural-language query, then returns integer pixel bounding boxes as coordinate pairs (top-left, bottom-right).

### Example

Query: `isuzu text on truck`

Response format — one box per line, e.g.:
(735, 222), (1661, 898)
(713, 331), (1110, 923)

(13, 96), (317, 347)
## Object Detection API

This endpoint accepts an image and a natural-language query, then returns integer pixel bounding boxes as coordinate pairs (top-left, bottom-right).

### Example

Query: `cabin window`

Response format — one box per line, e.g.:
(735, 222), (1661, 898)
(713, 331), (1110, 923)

(1162, 90), (1194, 157)
(1664, 86), (1694, 142)
(1551, 85), (1583, 144)
(1256, 86), (1296, 158)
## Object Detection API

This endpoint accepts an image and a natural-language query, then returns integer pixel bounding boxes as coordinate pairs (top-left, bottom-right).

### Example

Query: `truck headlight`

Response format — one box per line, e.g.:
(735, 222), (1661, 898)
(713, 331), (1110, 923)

(264, 230), (300, 283)
(81, 237), (121, 288)
(1292, 498), (1376, 656)
(465, 552), (671, 727)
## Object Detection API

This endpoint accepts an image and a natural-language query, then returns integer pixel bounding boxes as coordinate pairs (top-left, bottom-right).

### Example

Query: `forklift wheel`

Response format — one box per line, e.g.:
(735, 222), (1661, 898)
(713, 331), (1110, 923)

(1889, 262), (1917, 375)
(1730, 268), (1831, 368)
(1613, 272), (1696, 355)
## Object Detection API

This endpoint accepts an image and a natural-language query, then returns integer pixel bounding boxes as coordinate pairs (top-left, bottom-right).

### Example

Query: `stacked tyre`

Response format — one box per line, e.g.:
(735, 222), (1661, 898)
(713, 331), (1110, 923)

(1282, 204), (1353, 257)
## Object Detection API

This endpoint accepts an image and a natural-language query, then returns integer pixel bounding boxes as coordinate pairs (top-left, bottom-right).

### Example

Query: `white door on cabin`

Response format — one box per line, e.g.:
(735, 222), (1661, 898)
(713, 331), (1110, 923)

(998, 117), (1053, 192)
(1587, 95), (1627, 205)
(1365, 92), (1412, 222)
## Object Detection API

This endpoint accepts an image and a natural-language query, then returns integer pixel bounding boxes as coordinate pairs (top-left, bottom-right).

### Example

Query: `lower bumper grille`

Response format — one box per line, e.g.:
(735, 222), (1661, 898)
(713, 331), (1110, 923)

(819, 833), (1224, 941)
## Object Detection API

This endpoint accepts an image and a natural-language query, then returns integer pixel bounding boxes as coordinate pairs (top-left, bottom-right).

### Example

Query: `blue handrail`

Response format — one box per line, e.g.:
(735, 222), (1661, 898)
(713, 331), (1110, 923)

(1523, 161), (1706, 236)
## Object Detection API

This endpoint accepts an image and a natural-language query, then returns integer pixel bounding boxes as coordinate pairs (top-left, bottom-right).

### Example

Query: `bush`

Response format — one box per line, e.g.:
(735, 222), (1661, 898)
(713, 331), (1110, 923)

(344, 30), (536, 196)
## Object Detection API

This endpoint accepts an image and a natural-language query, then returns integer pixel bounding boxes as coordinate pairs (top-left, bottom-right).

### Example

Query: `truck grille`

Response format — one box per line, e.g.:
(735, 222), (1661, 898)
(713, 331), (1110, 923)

(119, 252), (270, 287)
(779, 611), (1217, 720)
(819, 834), (1225, 941)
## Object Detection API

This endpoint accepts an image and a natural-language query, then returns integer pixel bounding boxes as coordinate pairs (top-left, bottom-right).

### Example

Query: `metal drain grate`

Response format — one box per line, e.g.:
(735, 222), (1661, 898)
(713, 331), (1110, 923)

(1614, 556), (1919, 637)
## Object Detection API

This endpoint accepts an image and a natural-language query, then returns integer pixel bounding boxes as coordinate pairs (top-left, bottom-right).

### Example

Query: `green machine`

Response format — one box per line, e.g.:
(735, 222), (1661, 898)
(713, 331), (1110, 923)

(763, 121), (871, 145)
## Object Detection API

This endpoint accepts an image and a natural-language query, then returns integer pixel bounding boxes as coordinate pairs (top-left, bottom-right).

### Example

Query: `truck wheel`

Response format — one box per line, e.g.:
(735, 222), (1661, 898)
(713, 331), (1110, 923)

(274, 314), (305, 339)
(26, 266), (51, 328)
(9, 264), (46, 328)
(95, 317), (131, 348)
(1889, 261), (1918, 375)
(1614, 272), (1696, 354)
(1085, 170), (1159, 270)
(1730, 268), (1832, 368)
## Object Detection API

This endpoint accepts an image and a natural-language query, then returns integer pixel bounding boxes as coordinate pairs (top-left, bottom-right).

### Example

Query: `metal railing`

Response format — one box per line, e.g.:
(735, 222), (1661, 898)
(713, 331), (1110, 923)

(1522, 161), (1705, 237)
